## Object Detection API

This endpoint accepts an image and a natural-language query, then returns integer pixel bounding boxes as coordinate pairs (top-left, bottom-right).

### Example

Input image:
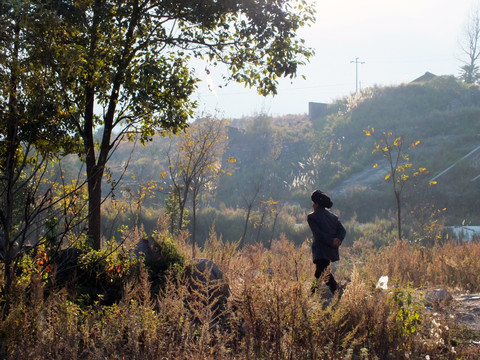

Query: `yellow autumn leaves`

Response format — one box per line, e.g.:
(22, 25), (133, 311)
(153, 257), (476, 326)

(364, 128), (436, 186)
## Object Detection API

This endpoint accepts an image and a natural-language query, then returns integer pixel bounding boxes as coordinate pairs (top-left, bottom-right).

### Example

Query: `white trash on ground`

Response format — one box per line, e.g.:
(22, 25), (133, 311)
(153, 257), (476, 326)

(376, 275), (388, 290)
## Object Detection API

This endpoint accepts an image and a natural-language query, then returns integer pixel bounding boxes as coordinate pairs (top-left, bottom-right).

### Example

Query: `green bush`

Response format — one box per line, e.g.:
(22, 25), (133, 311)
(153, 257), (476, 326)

(141, 224), (186, 294)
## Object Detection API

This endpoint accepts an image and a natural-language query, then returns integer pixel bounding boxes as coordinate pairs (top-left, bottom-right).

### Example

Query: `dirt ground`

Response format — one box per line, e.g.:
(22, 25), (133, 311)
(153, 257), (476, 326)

(452, 293), (480, 333)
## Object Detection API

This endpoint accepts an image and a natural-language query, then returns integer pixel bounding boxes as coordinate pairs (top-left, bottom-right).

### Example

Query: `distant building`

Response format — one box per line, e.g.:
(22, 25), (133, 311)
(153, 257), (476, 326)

(308, 102), (328, 119)
(411, 72), (437, 83)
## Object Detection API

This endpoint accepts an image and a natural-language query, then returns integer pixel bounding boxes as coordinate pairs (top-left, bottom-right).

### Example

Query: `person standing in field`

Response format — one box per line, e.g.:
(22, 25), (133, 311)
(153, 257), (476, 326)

(307, 190), (346, 295)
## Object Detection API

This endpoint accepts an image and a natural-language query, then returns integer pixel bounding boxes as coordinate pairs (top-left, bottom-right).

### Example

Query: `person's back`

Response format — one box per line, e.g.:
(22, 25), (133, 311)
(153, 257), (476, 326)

(307, 190), (346, 294)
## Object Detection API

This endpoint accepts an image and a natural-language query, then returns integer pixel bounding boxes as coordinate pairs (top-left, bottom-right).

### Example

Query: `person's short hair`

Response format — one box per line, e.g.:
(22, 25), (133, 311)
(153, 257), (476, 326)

(311, 190), (333, 208)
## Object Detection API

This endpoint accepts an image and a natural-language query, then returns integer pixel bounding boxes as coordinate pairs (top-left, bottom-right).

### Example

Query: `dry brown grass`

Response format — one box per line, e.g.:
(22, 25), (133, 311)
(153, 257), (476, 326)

(1, 233), (480, 359)
(358, 239), (480, 292)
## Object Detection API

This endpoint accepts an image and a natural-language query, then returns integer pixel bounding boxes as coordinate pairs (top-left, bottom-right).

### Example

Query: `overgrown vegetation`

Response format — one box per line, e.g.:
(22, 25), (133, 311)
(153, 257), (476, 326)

(1, 225), (479, 359)
(3, 1), (480, 358)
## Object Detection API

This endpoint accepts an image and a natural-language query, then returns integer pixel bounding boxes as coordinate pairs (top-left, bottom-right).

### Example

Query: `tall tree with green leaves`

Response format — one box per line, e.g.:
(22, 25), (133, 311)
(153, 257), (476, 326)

(40, 0), (315, 250)
(0, 0), (77, 295)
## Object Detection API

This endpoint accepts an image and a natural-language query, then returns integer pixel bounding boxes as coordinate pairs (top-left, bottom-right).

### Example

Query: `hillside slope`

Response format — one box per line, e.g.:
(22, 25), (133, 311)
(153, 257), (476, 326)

(313, 76), (480, 224)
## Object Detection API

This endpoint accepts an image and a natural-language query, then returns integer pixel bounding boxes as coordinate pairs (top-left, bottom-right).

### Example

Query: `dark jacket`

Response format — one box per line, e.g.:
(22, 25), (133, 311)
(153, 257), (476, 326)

(307, 208), (346, 263)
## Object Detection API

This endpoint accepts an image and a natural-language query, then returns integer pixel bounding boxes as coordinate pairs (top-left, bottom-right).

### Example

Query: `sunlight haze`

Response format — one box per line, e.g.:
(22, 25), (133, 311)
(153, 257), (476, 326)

(193, 0), (477, 119)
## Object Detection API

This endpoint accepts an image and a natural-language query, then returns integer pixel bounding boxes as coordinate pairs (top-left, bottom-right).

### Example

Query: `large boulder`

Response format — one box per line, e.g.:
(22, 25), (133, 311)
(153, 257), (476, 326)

(190, 258), (230, 299)
(134, 236), (184, 294)
(186, 258), (230, 323)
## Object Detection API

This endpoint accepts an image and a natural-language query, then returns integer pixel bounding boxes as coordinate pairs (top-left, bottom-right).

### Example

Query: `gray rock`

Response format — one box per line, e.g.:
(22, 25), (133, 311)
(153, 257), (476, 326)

(187, 258), (230, 324)
(190, 258), (230, 300)
(134, 237), (151, 256)
(425, 288), (453, 307)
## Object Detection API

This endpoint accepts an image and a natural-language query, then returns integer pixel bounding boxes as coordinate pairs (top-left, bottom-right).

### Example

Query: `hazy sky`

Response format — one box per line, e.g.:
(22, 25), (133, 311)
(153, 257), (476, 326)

(192, 0), (476, 119)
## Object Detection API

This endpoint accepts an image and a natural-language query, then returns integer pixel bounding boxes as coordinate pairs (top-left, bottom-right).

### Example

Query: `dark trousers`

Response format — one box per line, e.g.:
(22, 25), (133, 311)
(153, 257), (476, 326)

(314, 259), (338, 294)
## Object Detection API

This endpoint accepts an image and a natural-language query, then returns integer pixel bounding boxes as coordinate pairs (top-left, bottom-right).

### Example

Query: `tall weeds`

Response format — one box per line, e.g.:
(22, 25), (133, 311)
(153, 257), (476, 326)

(360, 239), (480, 292)
(1, 234), (479, 359)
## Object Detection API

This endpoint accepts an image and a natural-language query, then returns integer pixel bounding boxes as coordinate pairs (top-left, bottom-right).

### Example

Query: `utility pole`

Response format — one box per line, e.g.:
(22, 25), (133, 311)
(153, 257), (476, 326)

(350, 57), (365, 93)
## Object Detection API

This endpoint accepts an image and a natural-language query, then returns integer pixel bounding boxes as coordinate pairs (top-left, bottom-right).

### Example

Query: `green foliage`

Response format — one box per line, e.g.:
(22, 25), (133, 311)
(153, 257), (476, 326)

(310, 78), (480, 196)
(5, 63), (480, 276)
(73, 241), (141, 305)
(334, 187), (395, 222)
(142, 225), (186, 294)
(167, 117), (229, 238)
(0, 0), (77, 156)
(217, 114), (312, 204)
(79, 241), (139, 283)
(348, 217), (397, 249)
(193, 206), (246, 246)
(164, 186), (183, 234)
(388, 283), (424, 336)
(14, 246), (53, 291)
(26, 0), (316, 249)
(0, 1), (80, 294)
(460, 63), (480, 84)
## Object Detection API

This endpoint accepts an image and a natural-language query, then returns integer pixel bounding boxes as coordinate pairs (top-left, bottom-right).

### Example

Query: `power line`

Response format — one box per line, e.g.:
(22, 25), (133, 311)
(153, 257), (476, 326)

(350, 57), (365, 93)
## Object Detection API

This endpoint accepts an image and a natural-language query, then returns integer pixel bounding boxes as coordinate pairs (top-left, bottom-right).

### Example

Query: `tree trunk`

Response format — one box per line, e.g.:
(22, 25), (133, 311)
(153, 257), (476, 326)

(395, 191), (402, 240)
(240, 205), (252, 248)
(83, 74), (101, 249)
(255, 212), (266, 243)
(87, 167), (103, 250)
(268, 212), (279, 249)
(177, 180), (191, 233)
(177, 187), (187, 233)
(83, 0), (105, 250)
(192, 192), (197, 258)
(1, 23), (20, 297)
(2, 118), (16, 298)
(2, 137), (15, 296)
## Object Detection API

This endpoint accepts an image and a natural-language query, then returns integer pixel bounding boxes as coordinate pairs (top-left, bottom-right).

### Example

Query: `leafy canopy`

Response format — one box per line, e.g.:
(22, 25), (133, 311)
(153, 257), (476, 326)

(43, 0), (316, 141)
